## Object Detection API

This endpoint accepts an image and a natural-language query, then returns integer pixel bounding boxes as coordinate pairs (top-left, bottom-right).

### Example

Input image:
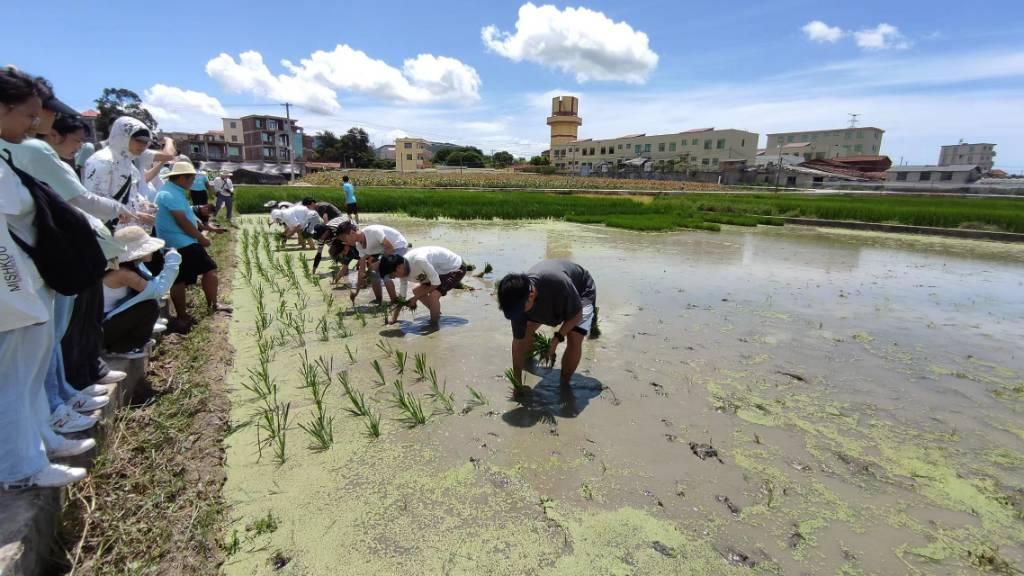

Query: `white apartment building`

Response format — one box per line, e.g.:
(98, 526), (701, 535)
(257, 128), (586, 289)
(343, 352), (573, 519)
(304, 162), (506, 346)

(550, 128), (758, 173)
(938, 142), (996, 171)
(764, 127), (884, 160)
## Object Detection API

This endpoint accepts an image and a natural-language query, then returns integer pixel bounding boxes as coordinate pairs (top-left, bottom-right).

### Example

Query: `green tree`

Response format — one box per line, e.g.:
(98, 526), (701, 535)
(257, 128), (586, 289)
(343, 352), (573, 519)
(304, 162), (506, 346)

(492, 151), (514, 168)
(529, 155), (550, 166)
(313, 128), (375, 167)
(445, 150), (485, 167)
(94, 88), (157, 140)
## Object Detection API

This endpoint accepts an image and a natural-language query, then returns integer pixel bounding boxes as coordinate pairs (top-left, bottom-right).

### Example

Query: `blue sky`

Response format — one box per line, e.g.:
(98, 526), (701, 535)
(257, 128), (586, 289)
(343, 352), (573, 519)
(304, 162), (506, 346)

(7, 0), (1024, 169)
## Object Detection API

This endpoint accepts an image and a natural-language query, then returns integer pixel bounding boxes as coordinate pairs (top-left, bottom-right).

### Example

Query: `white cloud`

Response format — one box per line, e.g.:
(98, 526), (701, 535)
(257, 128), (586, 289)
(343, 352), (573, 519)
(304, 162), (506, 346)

(482, 2), (658, 84)
(802, 20), (844, 43)
(142, 84), (227, 131)
(206, 51), (342, 114)
(207, 46), (480, 113)
(854, 23), (911, 51)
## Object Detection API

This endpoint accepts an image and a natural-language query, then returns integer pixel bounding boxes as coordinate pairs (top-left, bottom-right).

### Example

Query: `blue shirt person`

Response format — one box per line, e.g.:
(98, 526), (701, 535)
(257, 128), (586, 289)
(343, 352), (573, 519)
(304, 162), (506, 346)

(188, 161), (211, 205)
(342, 175), (359, 224)
(156, 179), (201, 249)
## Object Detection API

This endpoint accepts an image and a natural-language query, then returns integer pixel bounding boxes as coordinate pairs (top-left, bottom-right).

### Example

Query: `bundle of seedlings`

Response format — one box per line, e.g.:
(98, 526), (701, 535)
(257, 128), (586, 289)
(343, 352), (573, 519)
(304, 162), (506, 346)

(505, 368), (531, 399)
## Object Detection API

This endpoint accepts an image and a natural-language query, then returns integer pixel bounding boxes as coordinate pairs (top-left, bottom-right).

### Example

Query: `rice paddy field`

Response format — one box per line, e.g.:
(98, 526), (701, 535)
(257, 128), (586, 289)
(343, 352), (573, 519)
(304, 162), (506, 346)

(299, 170), (723, 192)
(220, 213), (1024, 575)
(234, 186), (1024, 234)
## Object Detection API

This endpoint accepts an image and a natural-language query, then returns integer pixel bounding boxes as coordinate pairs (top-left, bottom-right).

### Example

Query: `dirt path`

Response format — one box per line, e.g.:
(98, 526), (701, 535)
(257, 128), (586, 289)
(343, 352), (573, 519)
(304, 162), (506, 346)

(59, 232), (235, 575)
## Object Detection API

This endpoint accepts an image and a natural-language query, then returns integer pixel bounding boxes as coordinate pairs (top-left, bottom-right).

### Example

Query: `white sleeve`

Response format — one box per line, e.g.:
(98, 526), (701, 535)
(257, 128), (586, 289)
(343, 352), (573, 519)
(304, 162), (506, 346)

(399, 277), (408, 299)
(83, 156), (113, 198)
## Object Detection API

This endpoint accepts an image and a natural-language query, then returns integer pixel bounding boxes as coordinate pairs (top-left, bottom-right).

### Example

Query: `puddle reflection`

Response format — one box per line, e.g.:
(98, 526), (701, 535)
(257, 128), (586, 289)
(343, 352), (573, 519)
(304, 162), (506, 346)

(379, 316), (469, 338)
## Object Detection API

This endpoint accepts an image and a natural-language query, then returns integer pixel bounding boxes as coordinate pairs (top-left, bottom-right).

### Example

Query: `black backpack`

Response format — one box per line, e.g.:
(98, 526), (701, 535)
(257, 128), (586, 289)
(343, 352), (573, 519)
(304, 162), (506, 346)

(1, 150), (108, 296)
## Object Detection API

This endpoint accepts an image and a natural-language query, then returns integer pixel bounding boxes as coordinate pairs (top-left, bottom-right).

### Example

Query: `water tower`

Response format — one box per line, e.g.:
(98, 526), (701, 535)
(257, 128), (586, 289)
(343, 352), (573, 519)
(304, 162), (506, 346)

(546, 96), (582, 150)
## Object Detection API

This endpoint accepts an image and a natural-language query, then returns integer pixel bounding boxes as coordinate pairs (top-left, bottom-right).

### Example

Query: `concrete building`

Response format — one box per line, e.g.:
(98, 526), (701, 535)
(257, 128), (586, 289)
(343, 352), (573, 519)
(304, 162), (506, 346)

(376, 144), (396, 161)
(164, 130), (240, 163)
(550, 127), (759, 174)
(221, 115), (305, 174)
(938, 142), (996, 171)
(396, 138), (428, 172)
(546, 96), (582, 151)
(886, 164), (983, 185)
(764, 127), (884, 160)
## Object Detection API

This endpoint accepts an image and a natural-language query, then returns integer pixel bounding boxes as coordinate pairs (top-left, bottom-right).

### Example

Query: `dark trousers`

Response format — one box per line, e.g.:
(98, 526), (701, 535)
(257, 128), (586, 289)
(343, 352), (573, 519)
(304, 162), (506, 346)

(62, 281), (109, 389)
(103, 300), (159, 353)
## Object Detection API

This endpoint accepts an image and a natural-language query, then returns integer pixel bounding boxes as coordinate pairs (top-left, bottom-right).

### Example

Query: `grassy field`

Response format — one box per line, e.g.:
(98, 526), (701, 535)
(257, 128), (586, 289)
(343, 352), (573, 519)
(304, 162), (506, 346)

(235, 186), (1024, 233)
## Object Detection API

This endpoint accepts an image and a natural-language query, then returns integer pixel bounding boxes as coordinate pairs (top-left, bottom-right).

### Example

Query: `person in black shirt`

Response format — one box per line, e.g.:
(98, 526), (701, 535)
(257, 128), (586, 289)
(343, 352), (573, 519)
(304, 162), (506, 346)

(302, 197), (342, 222)
(497, 260), (596, 388)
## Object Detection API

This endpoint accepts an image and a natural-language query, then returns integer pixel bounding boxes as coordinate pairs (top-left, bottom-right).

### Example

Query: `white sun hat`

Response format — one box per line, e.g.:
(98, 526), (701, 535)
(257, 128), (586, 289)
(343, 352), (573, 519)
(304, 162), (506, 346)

(113, 226), (165, 261)
(164, 161), (196, 178)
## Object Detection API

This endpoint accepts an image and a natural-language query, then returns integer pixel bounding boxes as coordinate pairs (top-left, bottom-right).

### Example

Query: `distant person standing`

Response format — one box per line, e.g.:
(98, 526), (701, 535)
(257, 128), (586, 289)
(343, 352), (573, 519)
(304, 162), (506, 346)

(189, 160), (212, 206)
(342, 175), (358, 224)
(497, 260), (597, 389)
(213, 172), (234, 222)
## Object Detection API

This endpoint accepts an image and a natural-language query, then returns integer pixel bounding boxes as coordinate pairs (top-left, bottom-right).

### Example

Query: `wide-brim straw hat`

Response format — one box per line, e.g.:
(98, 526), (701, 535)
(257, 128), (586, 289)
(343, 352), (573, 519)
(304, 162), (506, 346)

(113, 225), (165, 261)
(165, 160), (196, 178)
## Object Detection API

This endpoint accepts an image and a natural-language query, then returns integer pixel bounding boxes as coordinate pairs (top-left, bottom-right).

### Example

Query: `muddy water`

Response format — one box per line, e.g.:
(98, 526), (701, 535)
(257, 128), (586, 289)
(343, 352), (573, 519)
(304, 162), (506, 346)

(223, 216), (1024, 575)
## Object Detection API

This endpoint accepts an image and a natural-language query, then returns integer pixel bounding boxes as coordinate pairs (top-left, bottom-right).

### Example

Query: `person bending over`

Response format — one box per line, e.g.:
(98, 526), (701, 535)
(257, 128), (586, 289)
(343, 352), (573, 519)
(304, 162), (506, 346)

(497, 260), (597, 388)
(338, 221), (409, 305)
(378, 246), (466, 325)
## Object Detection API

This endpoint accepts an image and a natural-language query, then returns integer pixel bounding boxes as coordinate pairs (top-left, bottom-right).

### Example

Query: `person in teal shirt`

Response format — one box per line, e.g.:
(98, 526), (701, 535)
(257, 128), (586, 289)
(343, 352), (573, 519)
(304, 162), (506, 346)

(188, 160), (212, 206)
(342, 175), (358, 224)
(155, 161), (229, 330)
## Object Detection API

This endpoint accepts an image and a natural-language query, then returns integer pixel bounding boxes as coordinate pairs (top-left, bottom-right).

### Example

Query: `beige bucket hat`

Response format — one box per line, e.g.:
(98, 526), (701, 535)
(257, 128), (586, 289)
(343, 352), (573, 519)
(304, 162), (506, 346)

(113, 226), (165, 261)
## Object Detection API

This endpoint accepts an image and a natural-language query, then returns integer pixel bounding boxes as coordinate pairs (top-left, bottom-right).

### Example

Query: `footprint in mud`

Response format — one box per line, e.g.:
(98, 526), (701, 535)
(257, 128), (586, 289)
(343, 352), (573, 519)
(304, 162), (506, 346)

(719, 546), (756, 568)
(649, 381), (667, 397)
(689, 442), (724, 464)
(269, 551), (291, 570)
(715, 495), (741, 515)
(651, 541), (677, 558)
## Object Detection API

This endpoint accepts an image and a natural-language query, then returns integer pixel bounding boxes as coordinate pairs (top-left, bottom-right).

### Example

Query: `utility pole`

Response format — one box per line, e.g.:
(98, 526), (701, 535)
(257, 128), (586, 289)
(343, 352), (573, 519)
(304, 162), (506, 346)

(282, 102), (295, 184)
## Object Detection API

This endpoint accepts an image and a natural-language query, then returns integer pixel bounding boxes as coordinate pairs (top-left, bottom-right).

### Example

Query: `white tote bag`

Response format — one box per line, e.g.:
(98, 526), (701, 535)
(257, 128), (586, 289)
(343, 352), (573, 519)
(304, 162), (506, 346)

(0, 213), (49, 332)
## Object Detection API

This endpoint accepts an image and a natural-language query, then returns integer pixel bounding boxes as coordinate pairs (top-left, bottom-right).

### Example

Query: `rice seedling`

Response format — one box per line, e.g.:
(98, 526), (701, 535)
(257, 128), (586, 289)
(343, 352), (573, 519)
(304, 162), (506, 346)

(391, 379), (428, 427)
(426, 367), (439, 389)
(257, 337), (275, 365)
(256, 401), (290, 465)
(299, 253), (312, 278)
(370, 359), (387, 387)
(298, 351), (319, 390)
(341, 382), (370, 418)
(224, 530), (240, 556)
(473, 262), (493, 278)
(298, 367), (334, 454)
(466, 386), (488, 408)
(276, 297), (288, 319)
(375, 338), (394, 356)
(247, 511), (279, 536)
(505, 368), (530, 398)
(355, 309), (367, 327)
(413, 353), (429, 380)
(393, 350), (407, 375)
(243, 364), (276, 402)
(345, 344), (356, 363)
(364, 407), (382, 438)
(324, 292), (335, 313)
(316, 316), (330, 342)
(294, 293), (309, 313)
(427, 376), (455, 415)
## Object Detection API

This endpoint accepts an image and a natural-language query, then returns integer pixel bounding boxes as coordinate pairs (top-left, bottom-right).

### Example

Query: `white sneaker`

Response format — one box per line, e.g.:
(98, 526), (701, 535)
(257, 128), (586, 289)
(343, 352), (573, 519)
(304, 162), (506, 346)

(47, 436), (97, 459)
(80, 383), (113, 397)
(2, 464), (87, 490)
(156, 317), (168, 326)
(69, 393), (110, 413)
(50, 404), (99, 433)
(97, 370), (127, 384)
(152, 323), (167, 335)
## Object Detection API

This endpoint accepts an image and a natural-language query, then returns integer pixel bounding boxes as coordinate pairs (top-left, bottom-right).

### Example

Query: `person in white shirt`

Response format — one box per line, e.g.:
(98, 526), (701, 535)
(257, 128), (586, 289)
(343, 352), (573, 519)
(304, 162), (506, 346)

(378, 246), (466, 325)
(212, 172), (234, 222)
(337, 221), (409, 305)
(279, 204), (320, 249)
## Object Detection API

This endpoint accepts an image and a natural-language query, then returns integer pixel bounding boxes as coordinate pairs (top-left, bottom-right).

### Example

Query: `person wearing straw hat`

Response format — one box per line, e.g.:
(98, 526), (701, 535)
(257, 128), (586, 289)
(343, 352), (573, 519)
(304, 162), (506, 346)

(102, 226), (180, 356)
(155, 160), (230, 332)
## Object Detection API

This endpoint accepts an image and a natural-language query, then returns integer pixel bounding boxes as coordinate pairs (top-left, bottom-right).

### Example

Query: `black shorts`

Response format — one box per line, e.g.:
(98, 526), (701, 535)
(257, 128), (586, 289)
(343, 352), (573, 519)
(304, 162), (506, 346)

(346, 202), (358, 214)
(431, 265), (467, 296)
(190, 189), (209, 206)
(175, 243), (218, 286)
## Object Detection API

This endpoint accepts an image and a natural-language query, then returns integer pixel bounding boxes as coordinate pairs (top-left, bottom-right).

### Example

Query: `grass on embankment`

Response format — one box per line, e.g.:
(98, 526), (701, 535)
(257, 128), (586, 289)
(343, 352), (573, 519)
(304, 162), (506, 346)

(234, 186), (1024, 234)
